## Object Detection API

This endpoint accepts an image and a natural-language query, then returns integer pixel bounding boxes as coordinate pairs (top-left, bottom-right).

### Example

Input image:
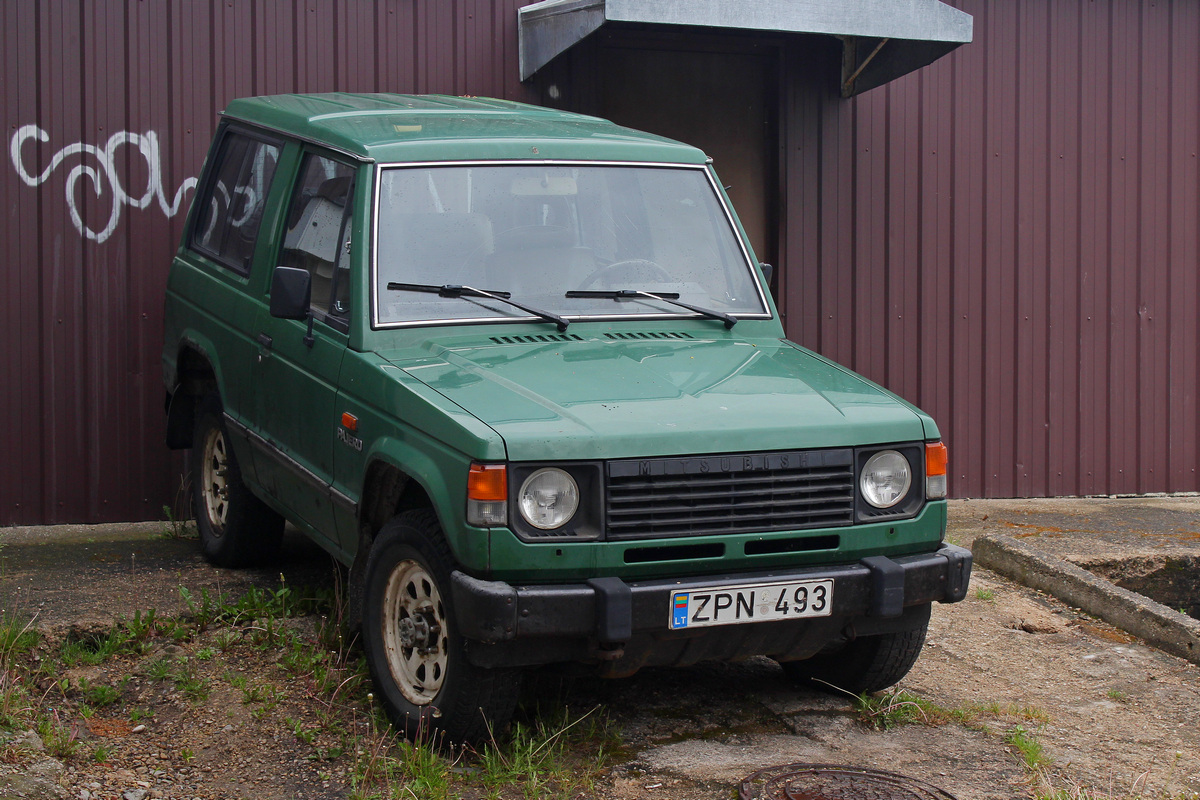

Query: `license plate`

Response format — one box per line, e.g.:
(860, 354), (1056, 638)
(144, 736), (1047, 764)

(669, 579), (833, 630)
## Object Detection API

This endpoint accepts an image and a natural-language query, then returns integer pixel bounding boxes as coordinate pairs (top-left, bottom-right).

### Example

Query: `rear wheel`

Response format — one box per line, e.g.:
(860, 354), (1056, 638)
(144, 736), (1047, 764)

(362, 509), (521, 744)
(781, 622), (928, 694)
(191, 394), (284, 567)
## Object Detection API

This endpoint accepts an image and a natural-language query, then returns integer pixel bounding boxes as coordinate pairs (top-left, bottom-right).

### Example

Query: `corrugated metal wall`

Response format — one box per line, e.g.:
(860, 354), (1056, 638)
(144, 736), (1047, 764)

(3, 0), (1197, 524)
(780, 0), (1200, 499)
(1, 1), (533, 525)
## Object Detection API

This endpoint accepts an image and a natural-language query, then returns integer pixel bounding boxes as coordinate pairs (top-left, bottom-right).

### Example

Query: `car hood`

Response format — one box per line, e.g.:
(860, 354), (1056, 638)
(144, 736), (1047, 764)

(385, 336), (927, 461)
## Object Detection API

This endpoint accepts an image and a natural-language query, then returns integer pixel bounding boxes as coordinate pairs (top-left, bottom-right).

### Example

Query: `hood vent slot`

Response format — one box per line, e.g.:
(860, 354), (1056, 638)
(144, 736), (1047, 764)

(604, 331), (694, 341)
(489, 333), (584, 344)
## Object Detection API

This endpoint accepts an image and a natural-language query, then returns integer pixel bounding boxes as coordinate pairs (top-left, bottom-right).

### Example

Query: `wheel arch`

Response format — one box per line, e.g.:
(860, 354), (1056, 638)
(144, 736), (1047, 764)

(346, 448), (470, 631)
(165, 340), (223, 450)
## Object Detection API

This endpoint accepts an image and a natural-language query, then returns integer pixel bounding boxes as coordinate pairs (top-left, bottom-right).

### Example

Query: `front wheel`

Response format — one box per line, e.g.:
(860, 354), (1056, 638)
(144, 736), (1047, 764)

(780, 622), (929, 695)
(362, 510), (521, 744)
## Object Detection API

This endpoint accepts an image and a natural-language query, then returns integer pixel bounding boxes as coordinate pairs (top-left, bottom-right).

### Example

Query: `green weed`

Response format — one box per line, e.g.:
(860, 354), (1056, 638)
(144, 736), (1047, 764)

(37, 711), (80, 758)
(286, 716), (318, 745)
(162, 504), (196, 541)
(345, 704), (453, 800)
(851, 689), (952, 730)
(1006, 724), (1052, 771)
(242, 682), (282, 720)
(959, 700), (1050, 726)
(145, 656), (175, 682)
(0, 613), (38, 657)
(126, 608), (160, 643)
(58, 628), (132, 667)
(480, 705), (611, 798)
(240, 682), (281, 705)
(79, 679), (121, 707)
(146, 656), (208, 702)
(0, 612), (37, 728)
(173, 662), (210, 702)
(179, 586), (227, 633)
(214, 629), (237, 653)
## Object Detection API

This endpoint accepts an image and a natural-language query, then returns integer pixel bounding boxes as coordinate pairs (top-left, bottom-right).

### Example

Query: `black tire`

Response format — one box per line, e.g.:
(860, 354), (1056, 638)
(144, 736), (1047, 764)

(781, 623), (928, 695)
(361, 509), (521, 745)
(191, 394), (284, 567)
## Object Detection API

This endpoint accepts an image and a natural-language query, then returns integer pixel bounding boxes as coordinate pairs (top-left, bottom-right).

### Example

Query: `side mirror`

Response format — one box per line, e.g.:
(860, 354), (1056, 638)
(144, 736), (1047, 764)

(759, 262), (774, 287)
(270, 266), (311, 320)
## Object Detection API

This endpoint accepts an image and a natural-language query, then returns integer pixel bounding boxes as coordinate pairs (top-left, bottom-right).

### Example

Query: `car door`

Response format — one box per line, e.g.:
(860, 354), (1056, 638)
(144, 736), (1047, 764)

(250, 151), (357, 554)
(178, 125), (283, 443)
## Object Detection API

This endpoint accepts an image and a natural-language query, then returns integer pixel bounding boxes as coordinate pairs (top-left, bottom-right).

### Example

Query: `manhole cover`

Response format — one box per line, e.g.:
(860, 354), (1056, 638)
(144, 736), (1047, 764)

(739, 764), (958, 800)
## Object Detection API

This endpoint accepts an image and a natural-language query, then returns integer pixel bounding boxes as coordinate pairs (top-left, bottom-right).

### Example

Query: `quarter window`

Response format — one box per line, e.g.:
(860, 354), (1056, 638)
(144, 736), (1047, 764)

(190, 130), (280, 274)
(279, 154), (355, 325)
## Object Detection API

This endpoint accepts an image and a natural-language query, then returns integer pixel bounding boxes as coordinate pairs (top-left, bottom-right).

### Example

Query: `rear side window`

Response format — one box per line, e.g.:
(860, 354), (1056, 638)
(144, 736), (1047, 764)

(190, 130), (281, 274)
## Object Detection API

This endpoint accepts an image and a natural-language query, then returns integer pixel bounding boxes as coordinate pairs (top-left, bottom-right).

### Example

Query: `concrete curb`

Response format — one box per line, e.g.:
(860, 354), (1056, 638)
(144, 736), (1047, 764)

(972, 534), (1200, 667)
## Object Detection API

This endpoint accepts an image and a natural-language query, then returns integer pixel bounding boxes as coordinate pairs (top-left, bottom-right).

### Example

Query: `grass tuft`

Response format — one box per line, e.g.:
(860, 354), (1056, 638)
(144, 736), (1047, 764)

(850, 689), (954, 730)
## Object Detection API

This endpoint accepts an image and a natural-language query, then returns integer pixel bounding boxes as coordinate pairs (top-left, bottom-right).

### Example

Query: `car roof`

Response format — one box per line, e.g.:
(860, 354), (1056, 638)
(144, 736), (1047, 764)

(222, 93), (708, 165)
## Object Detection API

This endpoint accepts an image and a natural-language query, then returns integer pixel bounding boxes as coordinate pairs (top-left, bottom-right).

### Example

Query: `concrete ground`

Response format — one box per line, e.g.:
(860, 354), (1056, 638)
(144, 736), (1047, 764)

(2, 498), (1199, 799)
(958, 496), (1200, 666)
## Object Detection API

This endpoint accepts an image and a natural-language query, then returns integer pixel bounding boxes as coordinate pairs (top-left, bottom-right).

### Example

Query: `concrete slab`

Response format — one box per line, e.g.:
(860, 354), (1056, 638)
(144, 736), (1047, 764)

(954, 497), (1200, 666)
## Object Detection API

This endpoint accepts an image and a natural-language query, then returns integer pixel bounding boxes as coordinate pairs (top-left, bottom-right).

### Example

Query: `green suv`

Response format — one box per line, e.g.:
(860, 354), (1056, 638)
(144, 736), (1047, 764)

(162, 93), (971, 743)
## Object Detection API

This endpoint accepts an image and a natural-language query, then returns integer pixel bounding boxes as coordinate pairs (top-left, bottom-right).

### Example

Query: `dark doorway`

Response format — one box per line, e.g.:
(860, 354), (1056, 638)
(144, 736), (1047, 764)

(594, 45), (775, 268)
(541, 31), (780, 276)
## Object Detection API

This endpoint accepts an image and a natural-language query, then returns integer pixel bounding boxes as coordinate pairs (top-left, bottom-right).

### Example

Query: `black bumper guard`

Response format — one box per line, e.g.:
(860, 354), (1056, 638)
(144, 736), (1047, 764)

(451, 543), (972, 645)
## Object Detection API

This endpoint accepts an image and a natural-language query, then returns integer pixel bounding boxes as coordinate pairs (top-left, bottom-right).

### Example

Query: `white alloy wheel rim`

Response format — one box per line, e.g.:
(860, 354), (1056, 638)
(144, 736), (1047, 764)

(382, 559), (449, 705)
(202, 426), (230, 531)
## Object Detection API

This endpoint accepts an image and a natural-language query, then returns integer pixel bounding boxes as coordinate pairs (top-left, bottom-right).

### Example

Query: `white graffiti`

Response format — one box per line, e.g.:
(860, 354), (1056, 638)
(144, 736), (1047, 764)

(10, 124), (197, 244)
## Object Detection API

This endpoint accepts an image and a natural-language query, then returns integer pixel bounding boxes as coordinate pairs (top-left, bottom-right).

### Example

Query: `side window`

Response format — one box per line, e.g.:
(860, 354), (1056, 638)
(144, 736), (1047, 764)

(279, 154), (356, 324)
(190, 130), (280, 274)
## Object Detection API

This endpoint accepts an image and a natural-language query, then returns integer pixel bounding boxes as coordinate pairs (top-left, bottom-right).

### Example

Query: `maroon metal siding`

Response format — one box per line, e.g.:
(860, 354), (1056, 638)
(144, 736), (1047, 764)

(4, 0), (1199, 524)
(780, 0), (1200, 498)
(1, 1), (534, 525)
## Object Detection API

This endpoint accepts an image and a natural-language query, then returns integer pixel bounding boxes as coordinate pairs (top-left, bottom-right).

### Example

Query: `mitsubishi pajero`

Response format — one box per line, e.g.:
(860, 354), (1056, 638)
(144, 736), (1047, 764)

(162, 93), (972, 743)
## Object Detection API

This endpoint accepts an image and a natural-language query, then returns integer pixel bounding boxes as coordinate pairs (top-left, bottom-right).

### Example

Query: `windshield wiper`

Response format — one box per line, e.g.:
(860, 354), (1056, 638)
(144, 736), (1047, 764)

(388, 282), (568, 332)
(565, 289), (737, 329)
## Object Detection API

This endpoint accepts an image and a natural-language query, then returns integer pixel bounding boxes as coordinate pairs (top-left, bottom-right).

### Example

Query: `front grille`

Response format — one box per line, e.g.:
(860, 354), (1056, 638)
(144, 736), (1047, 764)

(605, 449), (855, 539)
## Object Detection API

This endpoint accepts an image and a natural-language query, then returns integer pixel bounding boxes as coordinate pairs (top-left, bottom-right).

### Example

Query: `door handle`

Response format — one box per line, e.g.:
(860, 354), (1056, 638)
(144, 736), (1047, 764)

(256, 333), (273, 362)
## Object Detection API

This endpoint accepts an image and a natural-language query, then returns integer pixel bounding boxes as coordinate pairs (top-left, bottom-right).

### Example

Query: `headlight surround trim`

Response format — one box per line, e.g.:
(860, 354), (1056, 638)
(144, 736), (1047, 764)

(507, 462), (604, 542)
(860, 449), (913, 509)
(853, 443), (927, 523)
(518, 467), (580, 530)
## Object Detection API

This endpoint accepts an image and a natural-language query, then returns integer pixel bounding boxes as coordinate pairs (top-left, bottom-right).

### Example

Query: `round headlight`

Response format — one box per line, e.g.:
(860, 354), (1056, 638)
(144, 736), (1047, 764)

(518, 468), (579, 530)
(860, 450), (912, 509)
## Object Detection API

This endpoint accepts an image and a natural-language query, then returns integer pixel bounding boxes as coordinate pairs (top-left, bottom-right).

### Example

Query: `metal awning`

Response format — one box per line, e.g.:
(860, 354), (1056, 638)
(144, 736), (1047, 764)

(518, 0), (973, 97)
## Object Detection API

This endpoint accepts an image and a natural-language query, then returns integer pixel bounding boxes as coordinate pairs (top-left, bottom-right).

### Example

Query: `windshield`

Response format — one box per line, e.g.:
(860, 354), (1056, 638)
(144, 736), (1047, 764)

(372, 163), (768, 326)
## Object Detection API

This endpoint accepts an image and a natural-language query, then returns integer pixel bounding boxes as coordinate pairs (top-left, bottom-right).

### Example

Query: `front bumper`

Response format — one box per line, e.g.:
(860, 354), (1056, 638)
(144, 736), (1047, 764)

(450, 543), (972, 671)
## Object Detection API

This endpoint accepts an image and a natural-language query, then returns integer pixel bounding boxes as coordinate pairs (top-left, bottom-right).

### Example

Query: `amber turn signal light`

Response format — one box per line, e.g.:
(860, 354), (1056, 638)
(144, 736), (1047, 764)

(925, 442), (948, 499)
(467, 463), (508, 527)
(468, 463), (508, 502)
(926, 442), (947, 476)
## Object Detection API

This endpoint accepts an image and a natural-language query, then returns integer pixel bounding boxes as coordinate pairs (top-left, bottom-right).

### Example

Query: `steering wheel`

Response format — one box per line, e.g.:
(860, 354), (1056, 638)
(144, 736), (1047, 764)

(578, 259), (672, 290)
(492, 224), (571, 250)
